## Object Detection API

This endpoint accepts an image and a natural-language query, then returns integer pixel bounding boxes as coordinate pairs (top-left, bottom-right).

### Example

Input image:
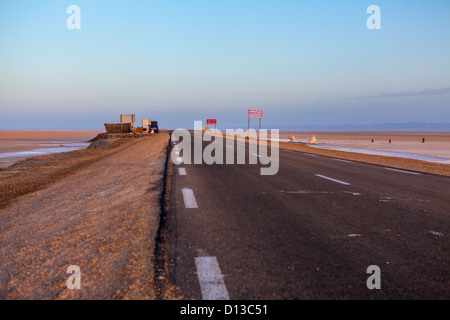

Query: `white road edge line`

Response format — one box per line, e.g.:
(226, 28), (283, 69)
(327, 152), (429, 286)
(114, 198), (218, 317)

(304, 153), (317, 157)
(178, 168), (187, 176)
(315, 174), (351, 185)
(385, 168), (421, 175)
(333, 159), (354, 163)
(195, 256), (230, 300)
(182, 188), (198, 208)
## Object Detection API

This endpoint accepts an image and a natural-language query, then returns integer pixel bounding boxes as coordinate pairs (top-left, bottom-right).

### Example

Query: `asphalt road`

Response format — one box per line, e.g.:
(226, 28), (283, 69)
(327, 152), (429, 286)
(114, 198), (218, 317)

(168, 134), (450, 300)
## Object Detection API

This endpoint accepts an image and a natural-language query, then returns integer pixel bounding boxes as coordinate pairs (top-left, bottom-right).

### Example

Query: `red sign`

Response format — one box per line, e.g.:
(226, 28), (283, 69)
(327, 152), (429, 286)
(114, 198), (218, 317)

(206, 119), (217, 125)
(248, 109), (263, 118)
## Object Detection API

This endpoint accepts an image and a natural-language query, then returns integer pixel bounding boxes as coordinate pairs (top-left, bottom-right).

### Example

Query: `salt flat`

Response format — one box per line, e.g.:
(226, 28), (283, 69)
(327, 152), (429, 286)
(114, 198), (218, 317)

(0, 130), (102, 167)
(278, 131), (450, 162)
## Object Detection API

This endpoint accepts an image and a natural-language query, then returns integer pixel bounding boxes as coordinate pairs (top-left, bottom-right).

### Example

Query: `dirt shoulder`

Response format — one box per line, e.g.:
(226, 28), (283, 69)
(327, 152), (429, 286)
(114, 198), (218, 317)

(278, 141), (450, 177)
(0, 132), (181, 299)
(1, 137), (141, 209)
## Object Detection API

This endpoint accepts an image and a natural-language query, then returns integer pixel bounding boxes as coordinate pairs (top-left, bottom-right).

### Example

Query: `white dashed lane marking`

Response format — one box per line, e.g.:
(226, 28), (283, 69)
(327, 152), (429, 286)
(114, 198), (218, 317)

(315, 174), (351, 186)
(182, 188), (198, 208)
(195, 256), (230, 300)
(178, 168), (187, 176)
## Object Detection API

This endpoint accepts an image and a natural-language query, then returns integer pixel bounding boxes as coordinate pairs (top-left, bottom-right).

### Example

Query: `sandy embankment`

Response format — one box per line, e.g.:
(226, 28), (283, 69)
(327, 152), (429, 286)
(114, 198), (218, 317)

(0, 132), (180, 299)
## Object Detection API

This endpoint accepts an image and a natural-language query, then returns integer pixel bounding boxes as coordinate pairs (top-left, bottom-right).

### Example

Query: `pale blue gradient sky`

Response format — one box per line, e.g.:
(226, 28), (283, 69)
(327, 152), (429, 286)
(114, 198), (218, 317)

(0, 0), (449, 130)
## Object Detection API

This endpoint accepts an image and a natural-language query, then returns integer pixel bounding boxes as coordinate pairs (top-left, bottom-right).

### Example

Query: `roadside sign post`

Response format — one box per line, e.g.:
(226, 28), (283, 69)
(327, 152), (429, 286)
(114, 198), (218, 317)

(247, 109), (263, 131)
(206, 119), (217, 131)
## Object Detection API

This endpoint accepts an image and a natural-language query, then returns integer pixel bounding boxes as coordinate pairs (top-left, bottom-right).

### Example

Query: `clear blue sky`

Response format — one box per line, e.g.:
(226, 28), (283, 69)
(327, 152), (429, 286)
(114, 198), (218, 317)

(1, 0), (449, 130)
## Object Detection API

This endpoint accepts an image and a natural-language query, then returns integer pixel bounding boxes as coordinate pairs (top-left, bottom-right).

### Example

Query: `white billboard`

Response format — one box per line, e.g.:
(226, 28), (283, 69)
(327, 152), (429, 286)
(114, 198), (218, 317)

(119, 114), (136, 123)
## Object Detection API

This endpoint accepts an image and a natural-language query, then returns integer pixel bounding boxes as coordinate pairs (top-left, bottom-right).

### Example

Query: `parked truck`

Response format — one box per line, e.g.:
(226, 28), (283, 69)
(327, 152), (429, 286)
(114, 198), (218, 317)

(150, 121), (159, 133)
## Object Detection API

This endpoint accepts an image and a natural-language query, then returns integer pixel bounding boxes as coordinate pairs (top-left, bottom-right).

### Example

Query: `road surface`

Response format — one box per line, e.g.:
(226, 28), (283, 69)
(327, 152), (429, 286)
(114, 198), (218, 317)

(168, 134), (449, 300)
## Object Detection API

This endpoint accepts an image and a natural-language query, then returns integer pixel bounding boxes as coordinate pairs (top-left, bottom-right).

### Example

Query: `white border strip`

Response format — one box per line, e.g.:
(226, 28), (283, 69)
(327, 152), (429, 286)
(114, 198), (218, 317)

(195, 256), (230, 300)
(333, 159), (354, 163)
(315, 174), (351, 185)
(182, 188), (198, 208)
(385, 168), (421, 175)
